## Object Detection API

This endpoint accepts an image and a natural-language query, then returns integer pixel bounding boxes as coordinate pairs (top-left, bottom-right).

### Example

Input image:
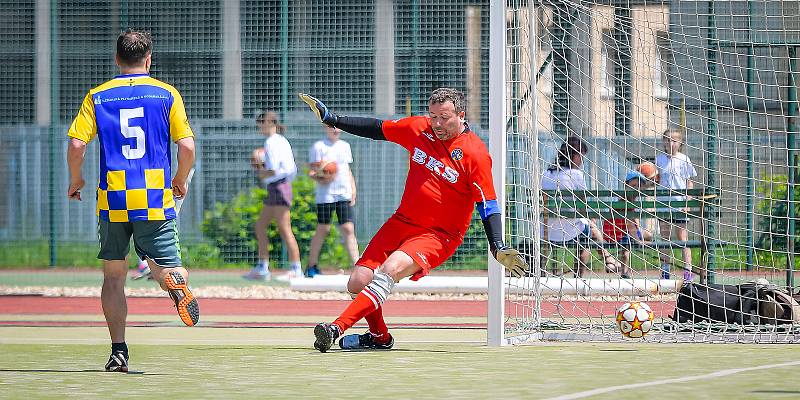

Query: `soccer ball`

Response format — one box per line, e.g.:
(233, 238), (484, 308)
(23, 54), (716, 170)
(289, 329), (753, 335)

(310, 160), (338, 176)
(616, 301), (654, 338)
(251, 147), (267, 170)
(636, 161), (658, 181)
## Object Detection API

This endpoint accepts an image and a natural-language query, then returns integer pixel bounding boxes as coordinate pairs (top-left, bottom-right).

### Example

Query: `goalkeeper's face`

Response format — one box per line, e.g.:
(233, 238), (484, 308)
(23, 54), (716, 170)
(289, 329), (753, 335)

(428, 101), (466, 141)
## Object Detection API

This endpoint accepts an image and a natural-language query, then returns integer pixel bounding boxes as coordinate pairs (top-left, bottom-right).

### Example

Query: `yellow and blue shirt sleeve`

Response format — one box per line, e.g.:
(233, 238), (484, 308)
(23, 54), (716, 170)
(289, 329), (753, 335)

(168, 89), (194, 142)
(67, 92), (98, 143)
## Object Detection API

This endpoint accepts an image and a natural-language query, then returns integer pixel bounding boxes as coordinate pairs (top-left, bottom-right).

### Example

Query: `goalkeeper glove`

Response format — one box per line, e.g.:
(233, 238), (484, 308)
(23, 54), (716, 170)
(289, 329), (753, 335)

(492, 245), (528, 278)
(299, 93), (338, 126)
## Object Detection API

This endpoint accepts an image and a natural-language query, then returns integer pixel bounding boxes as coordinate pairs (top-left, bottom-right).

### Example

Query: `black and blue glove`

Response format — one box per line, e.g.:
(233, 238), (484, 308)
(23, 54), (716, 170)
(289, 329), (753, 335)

(299, 93), (338, 126)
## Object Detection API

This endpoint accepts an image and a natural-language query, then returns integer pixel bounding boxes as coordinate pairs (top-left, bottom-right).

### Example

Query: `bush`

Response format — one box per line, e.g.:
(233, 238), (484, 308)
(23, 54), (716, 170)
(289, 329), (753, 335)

(182, 242), (225, 268)
(756, 174), (800, 249)
(200, 176), (350, 268)
(755, 174), (800, 266)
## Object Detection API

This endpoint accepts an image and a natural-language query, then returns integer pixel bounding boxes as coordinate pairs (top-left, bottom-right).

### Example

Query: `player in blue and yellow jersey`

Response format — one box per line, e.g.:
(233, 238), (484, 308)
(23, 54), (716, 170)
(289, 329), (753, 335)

(66, 29), (199, 372)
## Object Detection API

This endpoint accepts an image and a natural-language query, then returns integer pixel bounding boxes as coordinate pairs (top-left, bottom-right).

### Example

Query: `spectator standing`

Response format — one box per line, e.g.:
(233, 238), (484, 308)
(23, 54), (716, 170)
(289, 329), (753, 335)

(306, 125), (360, 277)
(244, 111), (302, 280)
(655, 128), (698, 281)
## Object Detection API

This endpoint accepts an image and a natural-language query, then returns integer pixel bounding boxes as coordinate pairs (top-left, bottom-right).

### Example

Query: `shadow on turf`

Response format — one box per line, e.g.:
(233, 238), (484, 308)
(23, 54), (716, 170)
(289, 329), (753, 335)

(184, 347), (249, 351)
(265, 347), (478, 354)
(751, 390), (800, 395)
(0, 369), (160, 375)
(178, 345), (479, 354)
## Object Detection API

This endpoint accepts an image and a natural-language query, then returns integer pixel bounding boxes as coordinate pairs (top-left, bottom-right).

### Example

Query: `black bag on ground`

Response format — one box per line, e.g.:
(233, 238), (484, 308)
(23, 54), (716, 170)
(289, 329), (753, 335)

(672, 282), (800, 325)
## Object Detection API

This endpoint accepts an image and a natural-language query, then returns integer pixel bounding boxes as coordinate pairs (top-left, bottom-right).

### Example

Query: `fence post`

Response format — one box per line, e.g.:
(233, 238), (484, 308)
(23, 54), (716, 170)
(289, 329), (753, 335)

(786, 46), (797, 290)
(48, 0), (59, 267)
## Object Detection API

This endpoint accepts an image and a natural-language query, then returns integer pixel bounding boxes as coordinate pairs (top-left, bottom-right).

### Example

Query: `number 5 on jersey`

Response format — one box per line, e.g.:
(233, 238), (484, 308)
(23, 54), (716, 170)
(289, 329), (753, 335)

(121, 107), (145, 159)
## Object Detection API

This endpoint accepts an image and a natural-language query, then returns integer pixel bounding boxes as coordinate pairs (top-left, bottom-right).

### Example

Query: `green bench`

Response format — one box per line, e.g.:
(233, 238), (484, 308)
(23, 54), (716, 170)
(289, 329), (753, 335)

(539, 188), (719, 282)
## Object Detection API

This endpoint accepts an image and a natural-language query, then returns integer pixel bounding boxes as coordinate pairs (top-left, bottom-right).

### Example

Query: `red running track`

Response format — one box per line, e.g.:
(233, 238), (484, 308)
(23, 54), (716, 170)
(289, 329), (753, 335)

(0, 297), (485, 317)
(0, 296), (676, 318)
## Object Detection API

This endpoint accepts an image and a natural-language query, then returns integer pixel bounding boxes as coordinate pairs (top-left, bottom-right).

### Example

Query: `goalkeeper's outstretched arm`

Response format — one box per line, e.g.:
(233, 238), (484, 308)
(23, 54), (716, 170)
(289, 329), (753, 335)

(478, 200), (529, 278)
(299, 93), (386, 141)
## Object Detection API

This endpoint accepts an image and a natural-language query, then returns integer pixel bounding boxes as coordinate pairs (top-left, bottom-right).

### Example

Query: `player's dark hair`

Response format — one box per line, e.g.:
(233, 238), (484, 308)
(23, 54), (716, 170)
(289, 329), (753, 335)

(428, 87), (466, 114)
(256, 110), (286, 134)
(548, 136), (588, 171)
(116, 29), (152, 66)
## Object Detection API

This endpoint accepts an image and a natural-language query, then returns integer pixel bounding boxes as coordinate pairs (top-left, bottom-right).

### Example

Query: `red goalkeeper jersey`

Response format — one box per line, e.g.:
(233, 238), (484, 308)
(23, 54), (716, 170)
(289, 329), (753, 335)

(381, 116), (497, 241)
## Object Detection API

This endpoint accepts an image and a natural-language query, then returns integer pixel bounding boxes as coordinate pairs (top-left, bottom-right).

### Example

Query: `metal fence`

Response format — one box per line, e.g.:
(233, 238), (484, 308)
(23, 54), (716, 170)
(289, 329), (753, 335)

(1, 118), (786, 268)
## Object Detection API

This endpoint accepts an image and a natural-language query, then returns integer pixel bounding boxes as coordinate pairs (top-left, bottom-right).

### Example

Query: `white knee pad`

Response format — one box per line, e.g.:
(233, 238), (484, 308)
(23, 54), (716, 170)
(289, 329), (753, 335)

(365, 271), (395, 305)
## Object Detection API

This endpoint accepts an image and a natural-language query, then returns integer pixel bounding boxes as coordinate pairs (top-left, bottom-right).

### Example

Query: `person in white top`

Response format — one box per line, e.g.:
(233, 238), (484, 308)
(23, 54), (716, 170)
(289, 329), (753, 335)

(541, 136), (623, 277)
(655, 128), (698, 281)
(305, 125), (359, 277)
(244, 110), (302, 281)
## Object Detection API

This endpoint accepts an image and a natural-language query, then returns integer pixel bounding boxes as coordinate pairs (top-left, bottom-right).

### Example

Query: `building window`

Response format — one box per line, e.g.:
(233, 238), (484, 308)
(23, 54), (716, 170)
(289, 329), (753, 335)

(653, 31), (671, 100)
(600, 29), (615, 99)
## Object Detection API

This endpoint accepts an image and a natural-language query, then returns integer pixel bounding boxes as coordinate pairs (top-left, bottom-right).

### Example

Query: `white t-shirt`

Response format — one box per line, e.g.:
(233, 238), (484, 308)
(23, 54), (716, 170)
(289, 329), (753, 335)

(540, 167), (589, 242)
(308, 138), (353, 204)
(263, 134), (297, 184)
(656, 152), (697, 203)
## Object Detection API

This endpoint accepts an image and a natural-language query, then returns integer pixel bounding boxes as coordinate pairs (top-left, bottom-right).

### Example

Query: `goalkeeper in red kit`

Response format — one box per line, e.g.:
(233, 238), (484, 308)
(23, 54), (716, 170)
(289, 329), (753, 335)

(299, 88), (528, 352)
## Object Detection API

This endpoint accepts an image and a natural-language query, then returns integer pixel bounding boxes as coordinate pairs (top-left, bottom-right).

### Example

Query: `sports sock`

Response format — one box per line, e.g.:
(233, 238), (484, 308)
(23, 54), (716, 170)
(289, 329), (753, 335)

(333, 290), (378, 333)
(364, 306), (389, 337)
(334, 271), (395, 333)
(111, 342), (128, 355)
(255, 260), (269, 273)
(290, 261), (302, 273)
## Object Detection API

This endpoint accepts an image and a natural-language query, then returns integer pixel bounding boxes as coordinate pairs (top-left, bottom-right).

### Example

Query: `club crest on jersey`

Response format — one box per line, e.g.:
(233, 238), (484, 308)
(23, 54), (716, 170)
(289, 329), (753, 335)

(451, 148), (463, 160)
(412, 147), (459, 183)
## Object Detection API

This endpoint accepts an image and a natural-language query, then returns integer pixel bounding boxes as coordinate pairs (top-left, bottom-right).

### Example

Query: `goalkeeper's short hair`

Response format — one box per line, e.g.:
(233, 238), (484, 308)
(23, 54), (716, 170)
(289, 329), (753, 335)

(428, 87), (466, 114)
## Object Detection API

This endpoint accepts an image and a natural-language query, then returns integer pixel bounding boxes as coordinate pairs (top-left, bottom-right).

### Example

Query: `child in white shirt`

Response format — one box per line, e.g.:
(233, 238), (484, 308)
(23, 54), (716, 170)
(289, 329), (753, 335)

(656, 128), (698, 281)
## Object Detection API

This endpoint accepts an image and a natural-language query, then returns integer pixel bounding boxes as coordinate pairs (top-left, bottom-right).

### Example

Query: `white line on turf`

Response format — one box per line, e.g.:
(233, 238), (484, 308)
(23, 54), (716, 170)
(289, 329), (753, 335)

(544, 360), (800, 400)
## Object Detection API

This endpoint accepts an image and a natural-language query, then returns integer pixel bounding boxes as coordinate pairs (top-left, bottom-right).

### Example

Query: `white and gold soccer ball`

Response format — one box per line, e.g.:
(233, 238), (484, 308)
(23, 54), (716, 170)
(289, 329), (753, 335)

(616, 301), (655, 338)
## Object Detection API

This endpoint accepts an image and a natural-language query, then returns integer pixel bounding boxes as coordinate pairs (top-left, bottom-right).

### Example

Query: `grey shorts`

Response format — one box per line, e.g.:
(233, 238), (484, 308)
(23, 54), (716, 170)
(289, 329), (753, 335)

(264, 178), (293, 207)
(97, 219), (182, 266)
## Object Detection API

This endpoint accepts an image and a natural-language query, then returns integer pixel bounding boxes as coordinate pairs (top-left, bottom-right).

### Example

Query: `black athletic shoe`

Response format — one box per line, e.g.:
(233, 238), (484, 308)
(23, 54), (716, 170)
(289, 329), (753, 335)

(339, 332), (394, 350)
(313, 323), (340, 353)
(104, 351), (129, 372)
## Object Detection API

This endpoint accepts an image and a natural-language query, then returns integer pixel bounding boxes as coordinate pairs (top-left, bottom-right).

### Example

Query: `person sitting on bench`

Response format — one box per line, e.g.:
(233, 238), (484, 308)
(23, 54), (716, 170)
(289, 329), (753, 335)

(601, 164), (659, 277)
(541, 136), (624, 277)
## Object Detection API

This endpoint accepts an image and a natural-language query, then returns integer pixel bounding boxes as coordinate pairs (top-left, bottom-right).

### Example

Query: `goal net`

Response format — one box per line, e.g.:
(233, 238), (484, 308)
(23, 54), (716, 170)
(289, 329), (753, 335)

(493, 0), (800, 344)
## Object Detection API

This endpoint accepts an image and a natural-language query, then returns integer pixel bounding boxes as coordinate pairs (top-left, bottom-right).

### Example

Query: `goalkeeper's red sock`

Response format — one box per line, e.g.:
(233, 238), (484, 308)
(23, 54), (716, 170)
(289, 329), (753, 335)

(364, 306), (388, 337)
(333, 288), (381, 334)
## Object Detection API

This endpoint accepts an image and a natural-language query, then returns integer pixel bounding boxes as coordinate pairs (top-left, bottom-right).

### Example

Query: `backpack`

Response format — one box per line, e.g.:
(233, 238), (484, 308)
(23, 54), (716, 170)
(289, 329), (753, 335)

(671, 282), (800, 325)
